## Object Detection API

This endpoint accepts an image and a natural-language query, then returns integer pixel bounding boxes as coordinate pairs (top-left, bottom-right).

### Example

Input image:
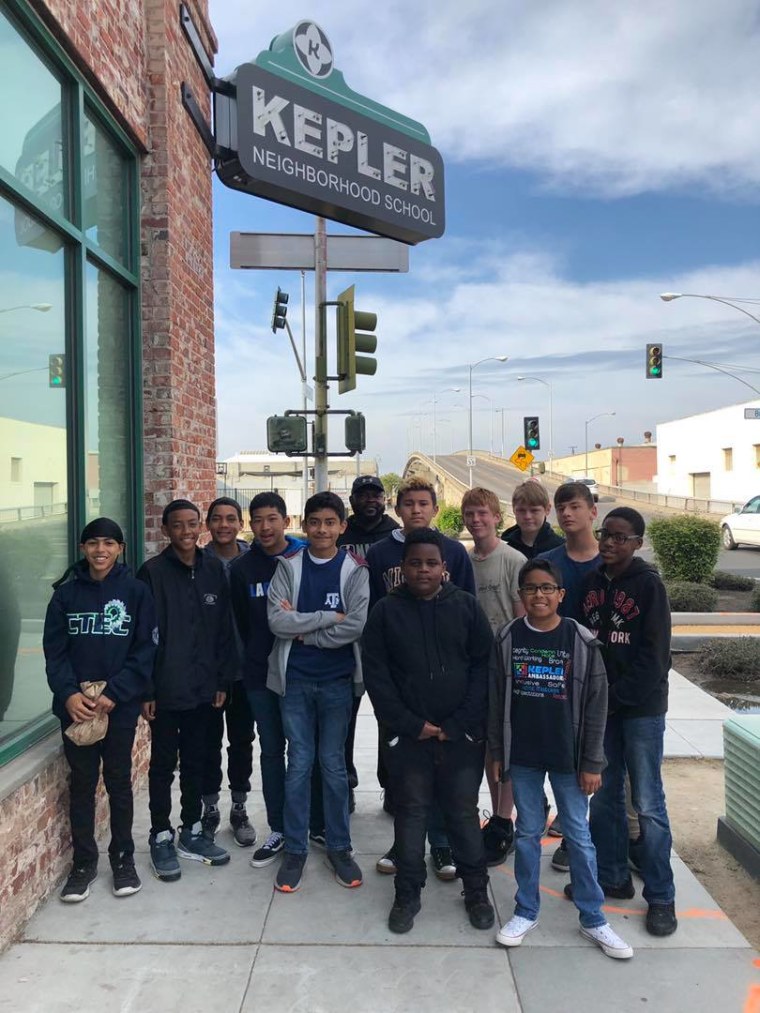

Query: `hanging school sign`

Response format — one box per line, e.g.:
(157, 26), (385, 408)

(215, 21), (445, 245)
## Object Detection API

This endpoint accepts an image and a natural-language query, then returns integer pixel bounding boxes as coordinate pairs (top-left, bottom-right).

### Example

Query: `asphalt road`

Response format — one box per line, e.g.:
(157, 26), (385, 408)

(434, 453), (760, 579)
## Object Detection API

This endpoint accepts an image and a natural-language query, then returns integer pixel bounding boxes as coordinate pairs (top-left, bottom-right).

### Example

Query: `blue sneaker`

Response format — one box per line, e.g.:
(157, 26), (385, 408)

(149, 829), (181, 882)
(177, 822), (231, 866)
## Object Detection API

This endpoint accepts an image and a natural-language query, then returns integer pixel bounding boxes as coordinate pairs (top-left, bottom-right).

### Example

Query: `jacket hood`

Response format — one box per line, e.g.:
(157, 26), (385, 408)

(68, 559), (132, 587)
(391, 580), (458, 603)
(595, 556), (658, 581)
(250, 534), (305, 560)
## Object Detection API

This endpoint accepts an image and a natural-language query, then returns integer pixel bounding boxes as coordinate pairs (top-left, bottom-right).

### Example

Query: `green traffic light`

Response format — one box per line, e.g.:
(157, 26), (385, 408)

(528, 438), (538, 448)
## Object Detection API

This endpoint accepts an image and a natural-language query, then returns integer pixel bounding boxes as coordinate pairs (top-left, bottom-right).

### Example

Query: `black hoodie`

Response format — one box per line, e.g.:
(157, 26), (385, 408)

(580, 557), (671, 718)
(501, 520), (564, 559)
(43, 561), (157, 727)
(337, 512), (400, 559)
(362, 581), (493, 742)
(137, 546), (235, 710)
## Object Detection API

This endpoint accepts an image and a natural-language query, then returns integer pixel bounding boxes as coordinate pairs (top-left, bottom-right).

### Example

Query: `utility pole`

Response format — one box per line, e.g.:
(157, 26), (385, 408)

(314, 218), (329, 491)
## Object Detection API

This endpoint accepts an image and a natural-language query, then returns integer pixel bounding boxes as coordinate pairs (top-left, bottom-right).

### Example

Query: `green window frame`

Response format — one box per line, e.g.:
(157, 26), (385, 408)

(0, 0), (143, 766)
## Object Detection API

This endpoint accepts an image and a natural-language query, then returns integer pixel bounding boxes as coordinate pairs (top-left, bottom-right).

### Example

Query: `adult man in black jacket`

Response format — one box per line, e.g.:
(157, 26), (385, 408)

(138, 499), (236, 881)
(363, 528), (494, 935)
(337, 475), (399, 559)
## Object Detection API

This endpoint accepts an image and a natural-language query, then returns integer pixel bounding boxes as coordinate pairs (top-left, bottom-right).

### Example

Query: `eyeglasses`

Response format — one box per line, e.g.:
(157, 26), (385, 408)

(519, 583), (560, 596)
(596, 528), (640, 545)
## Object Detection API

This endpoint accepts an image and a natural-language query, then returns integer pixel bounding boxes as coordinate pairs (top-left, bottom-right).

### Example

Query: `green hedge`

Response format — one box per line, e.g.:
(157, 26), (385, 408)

(648, 515), (721, 583)
(697, 638), (760, 681)
(436, 503), (464, 538)
(708, 570), (755, 591)
(665, 581), (718, 613)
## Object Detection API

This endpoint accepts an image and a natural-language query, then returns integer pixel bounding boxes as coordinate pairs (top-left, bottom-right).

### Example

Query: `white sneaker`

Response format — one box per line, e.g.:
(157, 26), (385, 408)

(580, 922), (634, 959)
(496, 915), (539, 947)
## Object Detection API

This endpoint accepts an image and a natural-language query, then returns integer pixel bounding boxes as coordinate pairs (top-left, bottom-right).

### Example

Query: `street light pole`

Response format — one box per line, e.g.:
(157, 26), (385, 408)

(517, 375), (554, 462)
(494, 408), (506, 458)
(660, 292), (760, 327)
(585, 411), (615, 477)
(468, 355), (508, 488)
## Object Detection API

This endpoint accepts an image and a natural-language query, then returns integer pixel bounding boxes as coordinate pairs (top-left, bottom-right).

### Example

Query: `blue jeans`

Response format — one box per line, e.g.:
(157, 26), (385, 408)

(279, 676), (353, 854)
(247, 688), (286, 835)
(511, 765), (606, 929)
(590, 714), (675, 905)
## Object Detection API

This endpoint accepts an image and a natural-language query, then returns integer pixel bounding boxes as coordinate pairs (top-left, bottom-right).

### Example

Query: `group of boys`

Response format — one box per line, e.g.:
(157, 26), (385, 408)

(44, 471), (677, 960)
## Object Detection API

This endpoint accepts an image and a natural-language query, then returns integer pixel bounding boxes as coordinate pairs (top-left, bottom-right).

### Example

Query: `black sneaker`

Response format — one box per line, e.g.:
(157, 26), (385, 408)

(551, 840), (570, 872)
(327, 849), (363, 888)
(482, 814), (514, 866)
(463, 888), (495, 930)
(308, 830), (327, 848)
(111, 856), (142, 897)
(547, 813), (563, 837)
(250, 831), (285, 868)
(388, 893), (422, 934)
(149, 829), (181, 882)
(376, 846), (397, 874)
(564, 877), (635, 901)
(201, 804), (221, 838)
(230, 804), (257, 848)
(177, 823), (231, 866)
(646, 902), (678, 936)
(430, 846), (457, 881)
(275, 852), (306, 893)
(60, 863), (97, 903)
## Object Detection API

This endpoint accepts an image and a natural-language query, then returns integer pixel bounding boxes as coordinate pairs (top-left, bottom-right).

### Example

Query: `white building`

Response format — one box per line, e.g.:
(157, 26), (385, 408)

(656, 399), (760, 505)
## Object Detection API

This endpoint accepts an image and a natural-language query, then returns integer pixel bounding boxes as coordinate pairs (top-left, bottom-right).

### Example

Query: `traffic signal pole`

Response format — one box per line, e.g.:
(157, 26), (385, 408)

(314, 217), (329, 491)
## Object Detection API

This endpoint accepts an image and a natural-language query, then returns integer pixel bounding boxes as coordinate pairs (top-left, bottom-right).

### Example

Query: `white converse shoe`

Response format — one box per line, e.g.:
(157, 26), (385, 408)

(496, 914), (539, 947)
(580, 922), (634, 959)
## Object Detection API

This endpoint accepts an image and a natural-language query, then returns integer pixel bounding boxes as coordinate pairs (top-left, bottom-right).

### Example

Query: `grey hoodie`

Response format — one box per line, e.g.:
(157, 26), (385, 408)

(488, 617), (608, 777)
(266, 547), (369, 697)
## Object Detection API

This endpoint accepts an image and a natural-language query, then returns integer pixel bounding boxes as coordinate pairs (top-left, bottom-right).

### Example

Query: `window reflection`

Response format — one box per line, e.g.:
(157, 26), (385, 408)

(0, 193), (66, 744)
(84, 111), (128, 264)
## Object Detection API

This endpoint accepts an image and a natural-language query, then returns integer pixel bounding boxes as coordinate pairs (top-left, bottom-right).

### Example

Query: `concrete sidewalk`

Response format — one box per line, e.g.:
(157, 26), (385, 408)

(0, 683), (758, 1013)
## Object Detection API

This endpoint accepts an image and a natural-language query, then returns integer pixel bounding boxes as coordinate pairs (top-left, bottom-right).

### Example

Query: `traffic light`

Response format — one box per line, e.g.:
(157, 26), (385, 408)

(646, 343), (663, 379)
(336, 285), (377, 394)
(523, 416), (540, 450)
(48, 353), (65, 388)
(266, 415), (307, 454)
(345, 413), (366, 453)
(271, 287), (289, 333)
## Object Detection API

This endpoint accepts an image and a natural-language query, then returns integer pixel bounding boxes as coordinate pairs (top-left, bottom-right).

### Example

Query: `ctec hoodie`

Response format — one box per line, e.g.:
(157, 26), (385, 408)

(365, 528), (476, 608)
(501, 519), (565, 559)
(137, 545), (236, 710)
(43, 561), (157, 727)
(229, 535), (305, 692)
(362, 582), (493, 743)
(266, 546), (369, 697)
(580, 557), (671, 718)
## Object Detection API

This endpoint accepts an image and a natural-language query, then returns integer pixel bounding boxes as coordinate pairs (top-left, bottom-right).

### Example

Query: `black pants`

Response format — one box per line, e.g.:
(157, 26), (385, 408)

(62, 720), (137, 867)
(149, 705), (210, 833)
(202, 682), (255, 798)
(383, 734), (488, 897)
(344, 694), (361, 789)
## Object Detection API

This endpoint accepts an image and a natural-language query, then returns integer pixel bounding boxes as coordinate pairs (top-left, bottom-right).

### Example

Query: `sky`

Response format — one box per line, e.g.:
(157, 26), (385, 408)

(209, 0), (760, 473)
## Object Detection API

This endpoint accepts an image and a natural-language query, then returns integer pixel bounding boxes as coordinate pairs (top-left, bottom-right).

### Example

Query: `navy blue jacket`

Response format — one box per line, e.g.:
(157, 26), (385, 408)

(137, 546), (235, 710)
(229, 535), (305, 692)
(365, 529), (476, 609)
(43, 561), (157, 727)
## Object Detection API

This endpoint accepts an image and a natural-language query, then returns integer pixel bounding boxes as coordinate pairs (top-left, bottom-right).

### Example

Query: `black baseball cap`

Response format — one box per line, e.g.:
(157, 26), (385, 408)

(352, 475), (384, 494)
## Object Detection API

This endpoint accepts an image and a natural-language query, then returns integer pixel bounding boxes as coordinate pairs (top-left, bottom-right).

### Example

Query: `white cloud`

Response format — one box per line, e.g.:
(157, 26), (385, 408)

(209, 0), (760, 196)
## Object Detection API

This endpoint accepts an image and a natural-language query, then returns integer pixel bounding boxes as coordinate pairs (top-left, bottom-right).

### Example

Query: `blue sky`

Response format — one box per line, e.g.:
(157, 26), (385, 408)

(209, 0), (760, 472)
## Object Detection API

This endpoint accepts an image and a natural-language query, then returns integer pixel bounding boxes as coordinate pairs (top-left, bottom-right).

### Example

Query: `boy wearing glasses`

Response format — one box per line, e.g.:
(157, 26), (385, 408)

(489, 559), (633, 960)
(580, 507), (677, 938)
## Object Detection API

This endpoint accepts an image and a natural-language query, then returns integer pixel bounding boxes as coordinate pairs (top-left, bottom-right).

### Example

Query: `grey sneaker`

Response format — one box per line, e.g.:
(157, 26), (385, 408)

(230, 804), (257, 848)
(149, 829), (181, 882)
(177, 822), (231, 866)
(551, 840), (570, 872)
(60, 862), (97, 902)
(201, 804), (221, 839)
(250, 831), (285, 868)
(327, 849), (363, 888)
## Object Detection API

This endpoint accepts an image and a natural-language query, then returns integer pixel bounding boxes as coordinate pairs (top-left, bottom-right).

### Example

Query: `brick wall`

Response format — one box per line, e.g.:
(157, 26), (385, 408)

(1, 0), (219, 950)
(0, 722), (151, 951)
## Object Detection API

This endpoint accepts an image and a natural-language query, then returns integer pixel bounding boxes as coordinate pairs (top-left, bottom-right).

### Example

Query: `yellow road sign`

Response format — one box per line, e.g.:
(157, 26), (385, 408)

(509, 445), (534, 472)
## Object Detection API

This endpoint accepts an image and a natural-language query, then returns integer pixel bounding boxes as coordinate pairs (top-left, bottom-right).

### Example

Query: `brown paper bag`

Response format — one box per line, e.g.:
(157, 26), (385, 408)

(64, 681), (109, 746)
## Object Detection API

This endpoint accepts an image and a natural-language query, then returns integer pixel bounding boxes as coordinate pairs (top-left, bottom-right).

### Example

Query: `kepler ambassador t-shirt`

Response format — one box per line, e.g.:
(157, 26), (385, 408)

(509, 617), (576, 772)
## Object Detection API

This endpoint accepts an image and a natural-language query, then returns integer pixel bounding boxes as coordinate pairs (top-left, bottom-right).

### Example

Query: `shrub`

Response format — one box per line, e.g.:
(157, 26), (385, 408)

(665, 581), (718, 613)
(436, 503), (464, 538)
(751, 585), (760, 612)
(648, 515), (721, 583)
(708, 570), (755, 591)
(696, 638), (760, 681)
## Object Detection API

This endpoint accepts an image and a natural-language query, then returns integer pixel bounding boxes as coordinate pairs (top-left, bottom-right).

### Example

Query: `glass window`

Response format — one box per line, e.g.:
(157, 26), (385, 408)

(0, 192), (66, 750)
(0, 8), (67, 223)
(84, 261), (131, 533)
(83, 110), (129, 264)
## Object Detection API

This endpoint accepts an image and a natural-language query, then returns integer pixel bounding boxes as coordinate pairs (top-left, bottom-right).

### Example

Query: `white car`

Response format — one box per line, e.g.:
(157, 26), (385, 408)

(565, 476), (599, 502)
(720, 497), (760, 549)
